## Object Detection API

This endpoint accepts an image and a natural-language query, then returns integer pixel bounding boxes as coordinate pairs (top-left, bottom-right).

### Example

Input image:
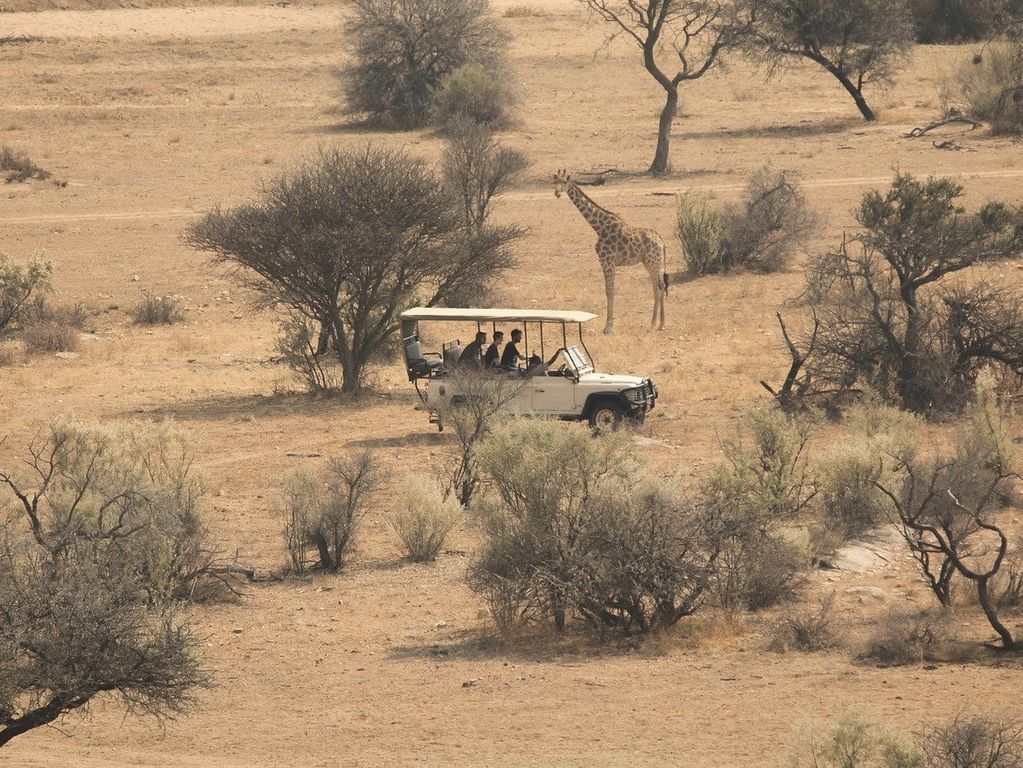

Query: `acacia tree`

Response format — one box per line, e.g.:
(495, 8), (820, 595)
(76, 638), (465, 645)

(581, 0), (755, 174)
(746, 0), (915, 121)
(777, 174), (1023, 414)
(0, 421), (213, 748)
(343, 0), (509, 128)
(186, 146), (518, 394)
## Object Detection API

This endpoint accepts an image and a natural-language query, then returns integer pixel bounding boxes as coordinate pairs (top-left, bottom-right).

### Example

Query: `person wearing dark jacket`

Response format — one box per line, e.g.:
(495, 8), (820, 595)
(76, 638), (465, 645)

(484, 331), (504, 369)
(459, 331), (486, 368)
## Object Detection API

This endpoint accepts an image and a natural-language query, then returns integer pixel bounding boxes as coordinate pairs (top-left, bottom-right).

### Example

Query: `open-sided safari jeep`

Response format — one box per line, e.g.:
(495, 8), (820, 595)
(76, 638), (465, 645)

(400, 307), (657, 430)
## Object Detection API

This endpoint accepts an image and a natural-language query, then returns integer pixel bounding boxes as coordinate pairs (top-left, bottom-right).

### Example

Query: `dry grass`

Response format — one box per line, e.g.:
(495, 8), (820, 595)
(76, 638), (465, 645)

(0, 145), (51, 183)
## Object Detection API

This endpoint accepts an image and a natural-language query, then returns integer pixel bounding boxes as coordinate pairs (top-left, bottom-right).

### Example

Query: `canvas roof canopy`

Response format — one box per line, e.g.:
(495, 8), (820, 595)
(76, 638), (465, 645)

(400, 308), (598, 324)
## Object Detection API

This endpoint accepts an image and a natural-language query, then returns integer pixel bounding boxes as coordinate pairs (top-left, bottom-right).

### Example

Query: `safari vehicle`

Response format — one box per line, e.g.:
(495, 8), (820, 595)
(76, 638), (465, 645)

(400, 307), (657, 430)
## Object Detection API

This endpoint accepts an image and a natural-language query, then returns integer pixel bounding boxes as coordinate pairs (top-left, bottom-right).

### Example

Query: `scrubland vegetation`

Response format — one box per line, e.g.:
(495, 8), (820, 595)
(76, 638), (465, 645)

(5, 0), (1023, 762)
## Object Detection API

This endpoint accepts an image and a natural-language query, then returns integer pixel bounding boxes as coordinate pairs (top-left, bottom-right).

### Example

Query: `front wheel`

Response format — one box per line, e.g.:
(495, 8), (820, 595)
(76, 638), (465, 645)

(588, 400), (625, 433)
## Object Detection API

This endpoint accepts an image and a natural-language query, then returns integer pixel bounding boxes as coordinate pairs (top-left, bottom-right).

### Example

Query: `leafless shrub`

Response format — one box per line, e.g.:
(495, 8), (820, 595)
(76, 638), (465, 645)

(275, 315), (340, 393)
(440, 368), (526, 506)
(994, 541), (1023, 611)
(504, 4), (546, 16)
(0, 145), (50, 183)
(131, 293), (185, 326)
(391, 475), (462, 562)
(919, 715), (1023, 768)
(280, 453), (385, 573)
(677, 168), (816, 276)
(770, 593), (837, 653)
(862, 608), (966, 665)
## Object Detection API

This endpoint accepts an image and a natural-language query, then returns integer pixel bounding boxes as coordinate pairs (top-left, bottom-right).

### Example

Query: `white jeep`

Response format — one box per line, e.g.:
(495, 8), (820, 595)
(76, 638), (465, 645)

(400, 308), (657, 430)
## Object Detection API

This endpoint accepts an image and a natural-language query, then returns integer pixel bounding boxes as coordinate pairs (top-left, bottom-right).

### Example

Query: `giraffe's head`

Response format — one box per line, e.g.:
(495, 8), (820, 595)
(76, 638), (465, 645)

(553, 169), (571, 198)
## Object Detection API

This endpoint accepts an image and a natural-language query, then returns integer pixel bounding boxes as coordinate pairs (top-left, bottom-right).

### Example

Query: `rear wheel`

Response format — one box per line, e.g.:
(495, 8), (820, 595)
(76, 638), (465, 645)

(588, 400), (625, 433)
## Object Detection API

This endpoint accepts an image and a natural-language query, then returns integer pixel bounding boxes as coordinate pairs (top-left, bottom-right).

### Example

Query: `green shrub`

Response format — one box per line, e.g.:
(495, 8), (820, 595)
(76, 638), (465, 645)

(131, 293), (185, 325)
(468, 421), (722, 636)
(434, 63), (515, 129)
(391, 476), (462, 562)
(676, 193), (724, 275)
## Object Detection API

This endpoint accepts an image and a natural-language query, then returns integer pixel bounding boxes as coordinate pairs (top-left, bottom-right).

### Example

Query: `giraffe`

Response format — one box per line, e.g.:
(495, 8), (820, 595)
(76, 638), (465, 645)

(553, 170), (667, 334)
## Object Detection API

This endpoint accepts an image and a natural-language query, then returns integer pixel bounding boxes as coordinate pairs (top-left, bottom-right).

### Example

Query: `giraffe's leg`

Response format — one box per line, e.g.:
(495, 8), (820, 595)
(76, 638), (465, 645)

(602, 262), (616, 335)
(649, 269), (664, 330)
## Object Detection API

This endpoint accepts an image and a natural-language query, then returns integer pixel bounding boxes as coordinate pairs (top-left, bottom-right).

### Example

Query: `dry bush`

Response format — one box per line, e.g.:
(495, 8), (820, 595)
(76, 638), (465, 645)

(912, 0), (994, 42)
(275, 315), (340, 393)
(0, 145), (50, 183)
(0, 254), (51, 334)
(19, 296), (85, 354)
(342, 0), (509, 128)
(708, 409), (816, 612)
(862, 608), (966, 665)
(793, 174), (1023, 415)
(131, 293), (185, 325)
(770, 593), (837, 653)
(919, 715), (1023, 768)
(994, 542), (1023, 612)
(391, 476), (462, 562)
(434, 63), (516, 130)
(677, 168), (816, 276)
(0, 419), (228, 604)
(817, 403), (921, 541)
(503, 4), (546, 16)
(944, 43), (1023, 134)
(280, 453), (384, 573)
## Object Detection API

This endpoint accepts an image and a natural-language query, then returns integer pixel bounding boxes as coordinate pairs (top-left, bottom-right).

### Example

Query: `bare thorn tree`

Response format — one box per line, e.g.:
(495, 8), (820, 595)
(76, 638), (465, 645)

(580, 0), (755, 174)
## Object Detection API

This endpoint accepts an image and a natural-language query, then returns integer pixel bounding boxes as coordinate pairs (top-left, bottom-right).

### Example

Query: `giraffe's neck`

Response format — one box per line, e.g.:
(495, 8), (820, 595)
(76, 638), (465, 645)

(566, 183), (618, 235)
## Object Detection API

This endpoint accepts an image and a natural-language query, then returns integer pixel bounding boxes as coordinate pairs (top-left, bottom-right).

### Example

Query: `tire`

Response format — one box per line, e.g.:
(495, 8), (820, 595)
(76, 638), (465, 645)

(588, 400), (625, 432)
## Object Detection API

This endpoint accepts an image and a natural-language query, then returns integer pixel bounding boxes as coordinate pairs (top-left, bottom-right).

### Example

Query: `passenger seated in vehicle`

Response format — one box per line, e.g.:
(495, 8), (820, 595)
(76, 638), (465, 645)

(484, 331), (504, 369)
(500, 329), (525, 370)
(459, 331), (487, 368)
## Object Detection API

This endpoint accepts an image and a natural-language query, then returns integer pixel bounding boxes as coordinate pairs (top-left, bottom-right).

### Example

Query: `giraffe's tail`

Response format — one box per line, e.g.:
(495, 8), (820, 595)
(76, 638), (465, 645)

(663, 272), (669, 295)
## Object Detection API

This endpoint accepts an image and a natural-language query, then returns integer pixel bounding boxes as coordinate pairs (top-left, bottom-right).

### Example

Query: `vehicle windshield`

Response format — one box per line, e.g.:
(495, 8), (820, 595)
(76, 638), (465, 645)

(563, 345), (593, 375)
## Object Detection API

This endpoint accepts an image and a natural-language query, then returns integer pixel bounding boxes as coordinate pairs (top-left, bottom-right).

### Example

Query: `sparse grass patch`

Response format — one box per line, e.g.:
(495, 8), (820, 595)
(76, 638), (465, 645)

(131, 293), (185, 326)
(503, 4), (547, 17)
(19, 297), (85, 354)
(0, 145), (51, 183)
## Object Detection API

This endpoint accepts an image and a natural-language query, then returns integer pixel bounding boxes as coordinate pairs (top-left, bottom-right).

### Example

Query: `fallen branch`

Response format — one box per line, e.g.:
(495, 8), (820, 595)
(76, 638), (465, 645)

(905, 114), (983, 138)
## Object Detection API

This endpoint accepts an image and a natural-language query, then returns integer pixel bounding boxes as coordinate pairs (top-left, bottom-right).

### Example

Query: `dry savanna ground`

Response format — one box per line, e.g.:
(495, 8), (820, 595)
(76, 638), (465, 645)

(2, 1), (1023, 765)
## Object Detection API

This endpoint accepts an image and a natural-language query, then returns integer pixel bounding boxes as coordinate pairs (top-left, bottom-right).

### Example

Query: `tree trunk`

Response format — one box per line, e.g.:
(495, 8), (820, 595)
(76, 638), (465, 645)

(898, 287), (925, 411)
(832, 70), (876, 121)
(977, 576), (1016, 650)
(0, 696), (89, 747)
(649, 86), (679, 175)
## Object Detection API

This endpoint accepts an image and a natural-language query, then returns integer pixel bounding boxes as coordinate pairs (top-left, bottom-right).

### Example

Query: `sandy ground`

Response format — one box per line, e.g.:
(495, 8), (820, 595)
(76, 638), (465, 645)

(2, 1), (1023, 765)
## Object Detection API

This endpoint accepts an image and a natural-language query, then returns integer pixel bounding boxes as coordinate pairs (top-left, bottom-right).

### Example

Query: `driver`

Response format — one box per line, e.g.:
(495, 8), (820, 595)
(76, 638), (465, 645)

(500, 328), (525, 370)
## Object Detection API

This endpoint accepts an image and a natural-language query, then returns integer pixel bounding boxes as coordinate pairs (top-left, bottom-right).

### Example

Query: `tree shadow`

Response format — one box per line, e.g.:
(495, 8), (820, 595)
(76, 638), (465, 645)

(678, 119), (859, 142)
(134, 391), (387, 423)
